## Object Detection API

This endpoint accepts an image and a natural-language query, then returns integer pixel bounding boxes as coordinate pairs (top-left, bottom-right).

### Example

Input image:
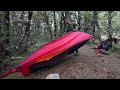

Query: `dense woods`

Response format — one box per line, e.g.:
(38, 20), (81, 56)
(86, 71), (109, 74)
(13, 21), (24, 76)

(0, 11), (120, 68)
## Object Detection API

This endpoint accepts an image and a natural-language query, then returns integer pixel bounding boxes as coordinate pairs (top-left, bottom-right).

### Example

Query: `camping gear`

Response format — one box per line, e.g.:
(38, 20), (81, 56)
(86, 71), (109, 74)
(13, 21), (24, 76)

(0, 31), (94, 78)
(95, 39), (113, 55)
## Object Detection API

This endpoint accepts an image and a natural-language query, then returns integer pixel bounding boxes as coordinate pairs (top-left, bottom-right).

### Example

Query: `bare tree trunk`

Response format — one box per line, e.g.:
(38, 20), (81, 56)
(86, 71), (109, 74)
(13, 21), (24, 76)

(107, 11), (113, 39)
(96, 22), (101, 42)
(92, 11), (96, 35)
(25, 11), (33, 50)
(60, 11), (65, 36)
(77, 11), (81, 30)
(63, 12), (66, 33)
(84, 12), (88, 32)
(3, 11), (11, 57)
(90, 11), (101, 43)
(16, 11), (26, 55)
(53, 11), (57, 39)
(92, 11), (102, 43)
(3, 11), (10, 46)
(65, 11), (71, 32)
(91, 11), (96, 44)
(0, 12), (5, 58)
(44, 11), (53, 41)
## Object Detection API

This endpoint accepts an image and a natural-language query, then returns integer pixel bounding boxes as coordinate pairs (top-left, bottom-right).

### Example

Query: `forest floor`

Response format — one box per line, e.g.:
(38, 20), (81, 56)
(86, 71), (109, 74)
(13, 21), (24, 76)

(1, 44), (120, 79)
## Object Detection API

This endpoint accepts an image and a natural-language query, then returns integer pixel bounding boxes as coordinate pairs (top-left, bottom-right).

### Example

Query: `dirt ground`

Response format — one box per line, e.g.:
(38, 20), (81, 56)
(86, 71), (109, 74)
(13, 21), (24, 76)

(2, 44), (120, 79)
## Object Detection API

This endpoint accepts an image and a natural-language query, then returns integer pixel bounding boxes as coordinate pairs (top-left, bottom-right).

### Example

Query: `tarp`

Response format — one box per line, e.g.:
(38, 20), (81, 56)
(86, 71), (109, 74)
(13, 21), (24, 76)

(0, 31), (94, 78)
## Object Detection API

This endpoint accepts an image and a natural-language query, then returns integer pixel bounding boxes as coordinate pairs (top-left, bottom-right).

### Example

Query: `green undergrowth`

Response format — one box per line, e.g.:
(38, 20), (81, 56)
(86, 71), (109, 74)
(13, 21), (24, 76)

(112, 44), (120, 53)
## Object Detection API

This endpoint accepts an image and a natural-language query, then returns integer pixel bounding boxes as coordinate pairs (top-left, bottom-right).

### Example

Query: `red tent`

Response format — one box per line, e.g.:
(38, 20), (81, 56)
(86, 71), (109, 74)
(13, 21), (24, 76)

(0, 31), (94, 78)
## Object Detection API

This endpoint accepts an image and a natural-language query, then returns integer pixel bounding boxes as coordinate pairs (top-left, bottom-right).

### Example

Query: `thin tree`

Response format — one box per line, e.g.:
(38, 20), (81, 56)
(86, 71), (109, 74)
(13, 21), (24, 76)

(92, 11), (101, 42)
(25, 11), (33, 50)
(65, 11), (71, 32)
(53, 11), (57, 39)
(3, 11), (11, 57)
(107, 11), (113, 39)
(44, 11), (53, 41)
(60, 11), (65, 36)
(77, 11), (81, 30)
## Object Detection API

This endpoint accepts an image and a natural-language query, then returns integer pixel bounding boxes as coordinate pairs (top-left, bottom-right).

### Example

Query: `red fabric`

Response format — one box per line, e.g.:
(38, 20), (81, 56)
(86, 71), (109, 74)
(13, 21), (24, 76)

(20, 67), (30, 76)
(19, 31), (93, 67)
(95, 49), (102, 54)
(0, 68), (18, 78)
(1, 31), (94, 78)
(97, 44), (101, 46)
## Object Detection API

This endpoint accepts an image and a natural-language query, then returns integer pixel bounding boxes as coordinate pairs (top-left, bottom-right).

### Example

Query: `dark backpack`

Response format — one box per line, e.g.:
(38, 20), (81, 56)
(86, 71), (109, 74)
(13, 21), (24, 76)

(101, 39), (112, 51)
